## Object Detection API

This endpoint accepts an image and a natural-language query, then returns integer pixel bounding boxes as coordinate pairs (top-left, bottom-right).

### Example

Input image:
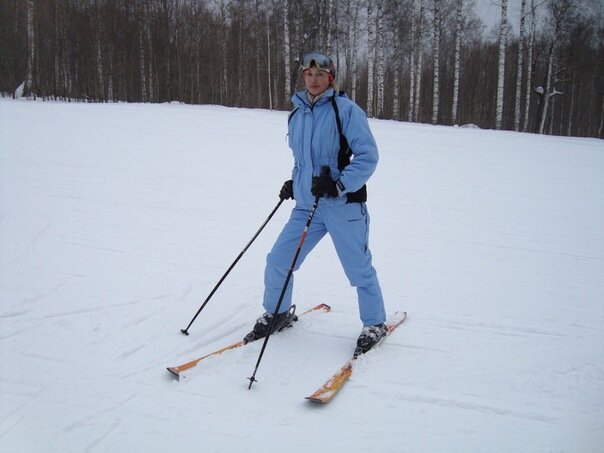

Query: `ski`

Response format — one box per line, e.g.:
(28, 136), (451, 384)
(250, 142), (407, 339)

(305, 311), (407, 404)
(167, 303), (331, 380)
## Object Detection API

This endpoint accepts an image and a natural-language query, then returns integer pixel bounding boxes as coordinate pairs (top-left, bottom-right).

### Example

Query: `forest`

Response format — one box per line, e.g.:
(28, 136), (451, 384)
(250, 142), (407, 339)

(1, 0), (603, 138)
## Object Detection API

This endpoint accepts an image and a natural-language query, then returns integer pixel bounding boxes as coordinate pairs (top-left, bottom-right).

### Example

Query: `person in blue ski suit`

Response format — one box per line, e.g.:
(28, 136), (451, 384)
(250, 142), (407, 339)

(250, 52), (387, 353)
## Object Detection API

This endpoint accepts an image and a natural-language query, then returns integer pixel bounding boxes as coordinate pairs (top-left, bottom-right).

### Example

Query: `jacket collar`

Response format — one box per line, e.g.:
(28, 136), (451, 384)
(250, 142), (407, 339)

(292, 88), (335, 109)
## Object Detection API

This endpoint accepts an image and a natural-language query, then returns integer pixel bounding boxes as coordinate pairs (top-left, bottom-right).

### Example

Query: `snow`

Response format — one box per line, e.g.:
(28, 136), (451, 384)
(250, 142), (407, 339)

(1, 98), (603, 452)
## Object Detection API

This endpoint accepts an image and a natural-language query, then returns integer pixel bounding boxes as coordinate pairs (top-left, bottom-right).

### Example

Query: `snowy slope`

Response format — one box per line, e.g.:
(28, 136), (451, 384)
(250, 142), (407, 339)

(1, 99), (603, 452)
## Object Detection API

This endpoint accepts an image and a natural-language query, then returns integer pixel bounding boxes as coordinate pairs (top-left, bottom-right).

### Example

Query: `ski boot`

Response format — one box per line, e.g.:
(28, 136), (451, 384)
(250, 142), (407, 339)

(354, 323), (388, 357)
(243, 305), (298, 344)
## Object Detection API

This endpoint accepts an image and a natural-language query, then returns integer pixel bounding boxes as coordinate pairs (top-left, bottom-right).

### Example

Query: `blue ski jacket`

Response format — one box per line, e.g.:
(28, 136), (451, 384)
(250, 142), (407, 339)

(288, 88), (379, 209)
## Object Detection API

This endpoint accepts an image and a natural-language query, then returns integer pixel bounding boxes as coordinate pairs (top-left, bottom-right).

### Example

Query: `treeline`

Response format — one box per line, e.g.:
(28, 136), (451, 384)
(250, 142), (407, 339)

(1, 0), (602, 138)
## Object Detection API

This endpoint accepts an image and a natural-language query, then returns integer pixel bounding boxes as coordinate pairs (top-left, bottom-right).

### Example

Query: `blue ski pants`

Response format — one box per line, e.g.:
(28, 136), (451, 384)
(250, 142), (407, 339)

(263, 203), (386, 326)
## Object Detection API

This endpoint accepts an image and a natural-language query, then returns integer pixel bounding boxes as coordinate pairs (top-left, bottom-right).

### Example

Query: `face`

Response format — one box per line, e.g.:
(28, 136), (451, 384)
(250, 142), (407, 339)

(303, 66), (331, 97)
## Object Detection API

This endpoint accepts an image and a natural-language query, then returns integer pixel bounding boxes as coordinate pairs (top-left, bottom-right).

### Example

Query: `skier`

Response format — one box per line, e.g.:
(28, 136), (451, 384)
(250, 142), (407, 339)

(247, 51), (387, 355)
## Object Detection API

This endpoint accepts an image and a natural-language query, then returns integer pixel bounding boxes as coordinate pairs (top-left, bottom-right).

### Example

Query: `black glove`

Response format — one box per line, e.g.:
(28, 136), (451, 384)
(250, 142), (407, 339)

(311, 174), (338, 198)
(279, 179), (294, 200)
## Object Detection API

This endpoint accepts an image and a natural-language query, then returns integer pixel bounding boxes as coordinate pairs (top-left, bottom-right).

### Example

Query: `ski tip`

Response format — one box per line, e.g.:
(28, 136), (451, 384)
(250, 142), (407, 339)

(317, 303), (332, 312)
(305, 396), (328, 404)
(167, 367), (180, 378)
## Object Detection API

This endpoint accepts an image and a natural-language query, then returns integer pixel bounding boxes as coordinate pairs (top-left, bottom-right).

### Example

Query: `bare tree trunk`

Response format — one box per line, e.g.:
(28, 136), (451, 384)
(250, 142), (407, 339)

(162, 0), (173, 101)
(431, 0), (441, 125)
(351, 0), (360, 102)
(139, 3), (147, 102)
(24, 0), (35, 97)
(334, 9), (340, 80)
(266, 11), (272, 110)
(523, 0), (536, 132)
(414, 0), (424, 122)
(598, 95), (604, 138)
(366, 0), (375, 117)
(147, 8), (155, 102)
(220, 1), (227, 105)
(565, 80), (574, 136)
(94, 0), (105, 101)
(326, 0), (333, 55)
(238, 0), (244, 106)
(392, 0), (402, 120)
(496, 0), (508, 130)
(514, 0), (526, 131)
(107, 47), (114, 102)
(539, 42), (555, 134)
(451, 0), (462, 125)
(548, 85), (557, 134)
(376, 0), (385, 118)
(60, 3), (72, 99)
(283, 0), (291, 103)
(256, 0), (263, 106)
(408, 0), (417, 121)
(53, 0), (60, 99)
(96, 34), (105, 101)
(539, 0), (572, 134)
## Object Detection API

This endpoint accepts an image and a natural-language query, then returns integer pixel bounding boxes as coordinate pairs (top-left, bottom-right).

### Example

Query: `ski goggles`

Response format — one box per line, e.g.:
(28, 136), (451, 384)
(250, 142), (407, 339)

(301, 52), (335, 75)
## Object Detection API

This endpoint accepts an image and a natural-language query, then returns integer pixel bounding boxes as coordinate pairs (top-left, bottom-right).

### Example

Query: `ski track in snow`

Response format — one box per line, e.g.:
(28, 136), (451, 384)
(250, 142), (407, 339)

(1, 99), (603, 452)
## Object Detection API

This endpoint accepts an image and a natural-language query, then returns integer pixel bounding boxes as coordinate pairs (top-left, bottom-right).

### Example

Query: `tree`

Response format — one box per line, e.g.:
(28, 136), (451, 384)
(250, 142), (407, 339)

(514, 0), (527, 131)
(2, 0), (601, 137)
(523, 0), (537, 132)
(408, 0), (418, 121)
(376, 0), (385, 117)
(392, 0), (403, 120)
(283, 0), (291, 103)
(432, 0), (442, 125)
(538, 0), (575, 134)
(350, 0), (361, 102)
(24, 0), (35, 98)
(266, 6), (273, 110)
(451, 0), (463, 125)
(414, 0), (425, 122)
(496, 0), (508, 130)
(366, 0), (376, 117)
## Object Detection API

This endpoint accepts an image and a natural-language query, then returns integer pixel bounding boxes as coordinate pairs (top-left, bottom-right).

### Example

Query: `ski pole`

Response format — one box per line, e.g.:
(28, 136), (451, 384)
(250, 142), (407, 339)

(247, 166), (330, 389)
(180, 198), (285, 335)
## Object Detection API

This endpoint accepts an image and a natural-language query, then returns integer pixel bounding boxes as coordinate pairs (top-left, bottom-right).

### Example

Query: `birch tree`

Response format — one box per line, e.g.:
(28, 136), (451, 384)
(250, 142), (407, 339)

(538, 0), (573, 134)
(24, 0), (35, 97)
(350, 0), (360, 102)
(514, 0), (527, 131)
(431, 0), (442, 125)
(495, 0), (508, 130)
(376, 0), (385, 118)
(366, 0), (375, 117)
(326, 0), (333, 55)
(283, 0), (291, 102)
(599, 96), (604, 138)
(255, 0), (264, 106)
(4, 0), (601, 137)
(266, 9), (272, 110)
(107, 48), (114, 102)
(138, 1), (147, 102)
(219, 1), (228, 105)
(408, 0), (417, 121)
(414, 0), (425, 122)
(451, 0), (463, 125)
(523, 0), (537, 132)
(392, 0), (403, 120)
(237, 0), (245, 107)
(147, 4), (155, 102)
